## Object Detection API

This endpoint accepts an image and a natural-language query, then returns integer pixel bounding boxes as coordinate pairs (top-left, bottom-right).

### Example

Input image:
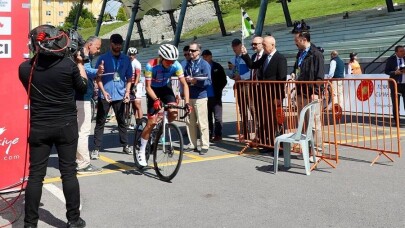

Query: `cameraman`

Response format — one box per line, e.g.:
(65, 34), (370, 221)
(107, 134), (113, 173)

(75, 36), (103, 174)
(19, 25), (87, 228)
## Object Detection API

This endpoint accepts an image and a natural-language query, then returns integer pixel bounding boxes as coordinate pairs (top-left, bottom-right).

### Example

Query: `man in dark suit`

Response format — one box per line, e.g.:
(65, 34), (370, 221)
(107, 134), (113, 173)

(241, 36), (288, 152)
(202, 49), (227, 142)
(384, 45), (405, 123)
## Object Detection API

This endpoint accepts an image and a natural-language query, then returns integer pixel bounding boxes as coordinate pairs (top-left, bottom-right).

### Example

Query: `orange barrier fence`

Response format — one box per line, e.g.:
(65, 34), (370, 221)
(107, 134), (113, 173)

(234, 80), (338, 169)
(235, 78), (401, 166)
(324, 78), (401, 165)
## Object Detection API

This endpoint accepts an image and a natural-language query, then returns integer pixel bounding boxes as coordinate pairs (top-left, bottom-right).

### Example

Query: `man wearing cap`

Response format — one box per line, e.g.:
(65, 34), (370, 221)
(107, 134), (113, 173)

(228, 38), (251, 141)
(91, 34), (133, 159)
(202, 49), (227, 142)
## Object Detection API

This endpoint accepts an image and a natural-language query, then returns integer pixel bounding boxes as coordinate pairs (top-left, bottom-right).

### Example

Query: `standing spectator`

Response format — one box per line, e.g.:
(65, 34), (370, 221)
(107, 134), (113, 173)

(242, 36), (287, 151)
(76, 36), (103, 174)
(228, 38), (251, 141)
(247, 36), (265, 145)
(291, 31), (324, 158)
(92, 34), (133, 159)
(19, 25), (86, 228)
(347, 52), (362, 75)
(202, 49), (227, 142)
(384, 45), (405, 123)
(326, 50), (345, 109)
(184, 42), (212, 155)
(181, 45), (191, 69)
(127, 47), (143, 127)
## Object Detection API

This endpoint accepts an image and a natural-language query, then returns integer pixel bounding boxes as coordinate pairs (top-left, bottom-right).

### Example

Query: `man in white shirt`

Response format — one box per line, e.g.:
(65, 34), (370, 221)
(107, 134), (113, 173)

(127, 47), (143, 127)
(327, 50), (345, 110)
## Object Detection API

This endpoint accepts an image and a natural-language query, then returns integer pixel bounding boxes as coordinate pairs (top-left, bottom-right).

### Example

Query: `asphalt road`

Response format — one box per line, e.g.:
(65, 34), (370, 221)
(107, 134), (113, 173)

(1, 103), (405, 228)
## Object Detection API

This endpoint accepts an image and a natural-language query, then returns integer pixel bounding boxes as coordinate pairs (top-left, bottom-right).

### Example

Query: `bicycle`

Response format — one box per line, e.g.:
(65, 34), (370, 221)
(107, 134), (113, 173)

(124, 100), (136, 129)
(133, 104), (189, 182)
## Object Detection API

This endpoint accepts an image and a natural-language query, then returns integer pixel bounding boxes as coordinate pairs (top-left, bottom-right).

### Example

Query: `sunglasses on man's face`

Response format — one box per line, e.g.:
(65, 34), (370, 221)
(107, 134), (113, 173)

(189, 49), (199, 53)
(251, 43), (261, 46)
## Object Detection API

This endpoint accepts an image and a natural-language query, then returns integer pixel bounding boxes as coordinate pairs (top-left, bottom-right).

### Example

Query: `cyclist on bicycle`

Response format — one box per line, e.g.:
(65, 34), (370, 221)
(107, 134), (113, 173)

(136, 44), (191, 167)
(127, 47), (143, 128)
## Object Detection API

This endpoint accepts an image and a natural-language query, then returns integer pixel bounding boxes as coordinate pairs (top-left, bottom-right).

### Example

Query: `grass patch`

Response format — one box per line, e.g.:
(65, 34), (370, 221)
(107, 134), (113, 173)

(182, 0), (405, 39)
(78, 21), (128, 40)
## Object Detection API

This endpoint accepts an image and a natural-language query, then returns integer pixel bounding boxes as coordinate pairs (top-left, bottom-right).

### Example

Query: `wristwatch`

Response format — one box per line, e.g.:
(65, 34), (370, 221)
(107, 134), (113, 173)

(83, 55), (90, 63)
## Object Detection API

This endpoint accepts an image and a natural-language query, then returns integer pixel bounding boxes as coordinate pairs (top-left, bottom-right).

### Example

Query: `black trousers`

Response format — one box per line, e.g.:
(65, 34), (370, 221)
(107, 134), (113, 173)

(25, 120), (80, 226)
(94, 98), (128, 150)
(390, 82), (405, 119)
(208, 97), (223, 137)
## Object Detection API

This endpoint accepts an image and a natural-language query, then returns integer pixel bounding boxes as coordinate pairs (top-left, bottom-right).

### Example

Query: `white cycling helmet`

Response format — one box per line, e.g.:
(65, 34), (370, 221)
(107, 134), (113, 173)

(158, 44), (179, 60)
(127, 47), (138, 55)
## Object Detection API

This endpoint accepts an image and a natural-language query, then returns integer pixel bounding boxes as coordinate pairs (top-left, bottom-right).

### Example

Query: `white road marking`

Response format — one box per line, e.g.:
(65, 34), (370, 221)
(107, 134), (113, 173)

(44, 184), (82, 210)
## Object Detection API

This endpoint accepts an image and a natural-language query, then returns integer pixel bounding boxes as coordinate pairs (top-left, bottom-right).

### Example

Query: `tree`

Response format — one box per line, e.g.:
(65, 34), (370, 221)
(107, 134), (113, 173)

(103, 13), (112, 22)
(82, 18), (93, 28)
(64, 3), (96, 29)
(116, 7), (128, 21)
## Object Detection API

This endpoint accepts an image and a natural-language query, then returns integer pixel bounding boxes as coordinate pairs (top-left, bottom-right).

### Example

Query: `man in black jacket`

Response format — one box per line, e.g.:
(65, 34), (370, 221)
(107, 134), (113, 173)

(241, 36), (287, 150)
(384, 45), (405, 122)
(19, 25), (87, 228)
(291, 31), (324, 155)
(202, 49), (227, 142)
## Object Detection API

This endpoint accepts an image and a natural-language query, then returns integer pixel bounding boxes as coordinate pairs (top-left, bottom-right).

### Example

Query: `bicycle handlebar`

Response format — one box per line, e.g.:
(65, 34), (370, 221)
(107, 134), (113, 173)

(153, 104), (190, 119)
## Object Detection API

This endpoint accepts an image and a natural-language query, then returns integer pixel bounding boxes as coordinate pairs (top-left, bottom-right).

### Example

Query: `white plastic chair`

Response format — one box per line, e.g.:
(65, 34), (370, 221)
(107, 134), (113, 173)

(273, 100), (319, 175)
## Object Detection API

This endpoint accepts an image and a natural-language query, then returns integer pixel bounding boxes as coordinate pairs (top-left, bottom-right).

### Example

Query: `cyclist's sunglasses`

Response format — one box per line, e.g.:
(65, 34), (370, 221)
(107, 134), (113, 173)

(163, 59), (175, 64)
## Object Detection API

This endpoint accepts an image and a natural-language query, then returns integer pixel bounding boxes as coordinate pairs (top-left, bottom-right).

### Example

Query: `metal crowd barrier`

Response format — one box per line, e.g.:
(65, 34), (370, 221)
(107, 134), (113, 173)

(324, 78), (401, 165)
(235, 78), (401, 167)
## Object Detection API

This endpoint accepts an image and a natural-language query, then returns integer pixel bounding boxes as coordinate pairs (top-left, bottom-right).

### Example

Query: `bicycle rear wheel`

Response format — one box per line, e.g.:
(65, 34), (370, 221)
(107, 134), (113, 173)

(153, 123), (183, 182)
(124, 103), (135, 128)
(133, 117), (150, 169)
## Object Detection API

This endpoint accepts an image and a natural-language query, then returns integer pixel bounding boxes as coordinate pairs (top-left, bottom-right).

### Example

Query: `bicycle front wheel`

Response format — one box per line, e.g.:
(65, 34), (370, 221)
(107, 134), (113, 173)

(153, 123), (184, 182)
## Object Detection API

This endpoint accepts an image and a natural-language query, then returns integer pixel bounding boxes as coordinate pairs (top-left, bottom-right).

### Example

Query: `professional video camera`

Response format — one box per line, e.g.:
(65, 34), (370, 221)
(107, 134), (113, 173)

(66, 28), (85, 58)
(28, 25), (85, 58)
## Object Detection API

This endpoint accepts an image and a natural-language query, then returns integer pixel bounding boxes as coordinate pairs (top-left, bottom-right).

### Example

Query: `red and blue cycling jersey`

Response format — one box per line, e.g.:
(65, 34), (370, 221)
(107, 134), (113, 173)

(144, 58), (184, 88)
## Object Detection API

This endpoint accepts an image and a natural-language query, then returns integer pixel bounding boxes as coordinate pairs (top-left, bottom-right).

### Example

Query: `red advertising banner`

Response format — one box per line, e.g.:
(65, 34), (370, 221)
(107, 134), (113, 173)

(0, 0), (30, 192)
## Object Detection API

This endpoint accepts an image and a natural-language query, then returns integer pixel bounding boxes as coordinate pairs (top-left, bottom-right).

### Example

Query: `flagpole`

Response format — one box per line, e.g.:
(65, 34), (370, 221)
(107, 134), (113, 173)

(241, 7), (244, 46)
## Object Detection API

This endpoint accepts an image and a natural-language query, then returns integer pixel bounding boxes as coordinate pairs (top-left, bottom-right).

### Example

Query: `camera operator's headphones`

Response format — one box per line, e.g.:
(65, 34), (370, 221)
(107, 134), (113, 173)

(28, 25), (70, 57)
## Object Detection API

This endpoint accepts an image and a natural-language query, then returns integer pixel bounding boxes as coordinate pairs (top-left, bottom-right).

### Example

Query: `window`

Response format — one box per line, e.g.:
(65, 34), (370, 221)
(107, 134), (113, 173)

(59, 22), (64, 26)
(46, 11), (51, 16)
(59, 0), (63, 5)
(46, 0), (50, 5)
(46, 21), (52, 25)
(58, 11), (63, 17)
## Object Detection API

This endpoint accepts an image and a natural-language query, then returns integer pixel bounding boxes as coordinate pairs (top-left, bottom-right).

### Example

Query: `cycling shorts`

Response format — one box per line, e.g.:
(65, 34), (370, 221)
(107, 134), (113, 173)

(146, 86), (176, 117)
(135, 83), (143, 99)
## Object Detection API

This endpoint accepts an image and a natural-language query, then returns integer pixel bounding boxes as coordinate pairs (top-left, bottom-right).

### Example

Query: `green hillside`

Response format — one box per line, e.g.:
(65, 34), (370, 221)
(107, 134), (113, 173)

(182, 0), (405, 38)
(79, 0), (405, 40)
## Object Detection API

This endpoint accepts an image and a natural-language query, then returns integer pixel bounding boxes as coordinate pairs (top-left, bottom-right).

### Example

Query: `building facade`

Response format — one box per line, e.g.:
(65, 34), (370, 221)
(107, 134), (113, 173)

(30, 0), (103, 28)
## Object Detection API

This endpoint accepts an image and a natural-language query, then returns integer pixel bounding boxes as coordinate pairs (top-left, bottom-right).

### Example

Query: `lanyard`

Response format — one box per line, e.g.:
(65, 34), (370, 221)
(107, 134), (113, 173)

(233, 56), (240, 74)
(298, 50), (308, 67)
(112, 56), (120, 72)
(186, 58), (202, 76)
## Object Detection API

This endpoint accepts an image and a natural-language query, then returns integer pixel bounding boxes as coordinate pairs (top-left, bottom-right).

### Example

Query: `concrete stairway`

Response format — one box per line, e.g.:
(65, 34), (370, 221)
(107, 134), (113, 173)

(132, 6), (405, 73)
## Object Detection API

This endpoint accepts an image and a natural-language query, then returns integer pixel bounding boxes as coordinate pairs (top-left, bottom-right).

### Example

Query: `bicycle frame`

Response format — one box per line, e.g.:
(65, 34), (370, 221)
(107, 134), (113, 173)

(160, 104), (187, 154)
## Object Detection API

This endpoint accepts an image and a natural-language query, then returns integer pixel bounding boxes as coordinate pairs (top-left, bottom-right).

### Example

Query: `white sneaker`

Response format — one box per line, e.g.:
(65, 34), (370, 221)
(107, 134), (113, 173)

(137, 151), (147, 167)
